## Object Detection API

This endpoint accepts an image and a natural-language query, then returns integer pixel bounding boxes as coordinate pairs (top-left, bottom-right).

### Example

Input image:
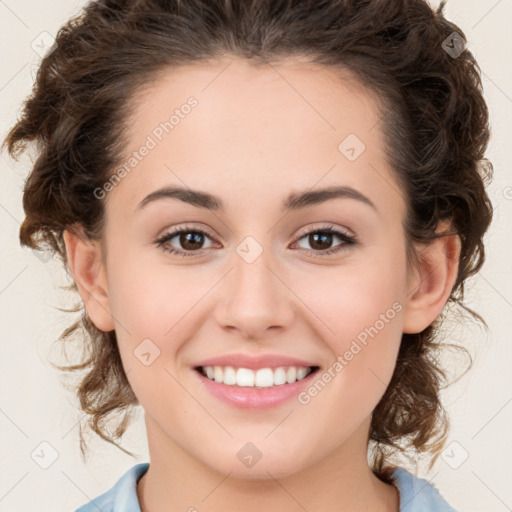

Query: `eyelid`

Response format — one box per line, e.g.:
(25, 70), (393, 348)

(154, 224), (216, 246)
(155, 223), (215, 242)
(293, 222), (354, 241)
(154, 222), (357, 258)
(156, 222), (353, 244)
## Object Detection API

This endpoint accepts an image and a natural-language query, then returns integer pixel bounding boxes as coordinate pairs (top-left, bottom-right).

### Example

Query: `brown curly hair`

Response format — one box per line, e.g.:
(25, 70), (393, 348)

(2, 0), (493, 483)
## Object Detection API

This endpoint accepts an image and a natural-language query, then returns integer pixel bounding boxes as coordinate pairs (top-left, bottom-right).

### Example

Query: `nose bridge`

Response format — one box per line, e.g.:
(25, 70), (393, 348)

(232, 237), (282, 309)
(215, 235), (294, 338)
(234, 240), (276, 297)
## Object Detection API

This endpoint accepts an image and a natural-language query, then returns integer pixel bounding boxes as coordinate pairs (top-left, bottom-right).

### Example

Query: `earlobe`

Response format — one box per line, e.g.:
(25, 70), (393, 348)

(63, 227), (115, 332)
(402, 222), (461, 334)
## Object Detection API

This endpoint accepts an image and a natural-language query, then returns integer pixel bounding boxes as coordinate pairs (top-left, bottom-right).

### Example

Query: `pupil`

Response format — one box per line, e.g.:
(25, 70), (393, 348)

(181, 232), (203, 250)
(310, 232), (332, 250)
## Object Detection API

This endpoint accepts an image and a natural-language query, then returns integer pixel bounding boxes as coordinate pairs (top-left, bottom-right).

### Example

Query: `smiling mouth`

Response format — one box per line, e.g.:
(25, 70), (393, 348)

(194, 365), (320, 388)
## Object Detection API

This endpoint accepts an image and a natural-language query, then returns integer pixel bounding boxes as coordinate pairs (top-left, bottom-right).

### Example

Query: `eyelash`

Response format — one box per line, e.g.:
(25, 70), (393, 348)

(154, 224), (357, 258)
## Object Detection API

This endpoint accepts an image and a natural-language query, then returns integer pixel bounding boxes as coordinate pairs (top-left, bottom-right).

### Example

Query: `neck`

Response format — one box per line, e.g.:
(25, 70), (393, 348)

(137, 415), (399, 512)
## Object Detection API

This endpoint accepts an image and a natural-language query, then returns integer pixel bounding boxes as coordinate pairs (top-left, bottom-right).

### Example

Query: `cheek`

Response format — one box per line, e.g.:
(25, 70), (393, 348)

(106, 249), (194, 335)
(292, 251), (406, 399)
(306, 281), (403, 380)
(105, 259), (192, 411)
(296, 277), (405, 436)
(292, 253), (407, 344)
(105, 253), (215, 392)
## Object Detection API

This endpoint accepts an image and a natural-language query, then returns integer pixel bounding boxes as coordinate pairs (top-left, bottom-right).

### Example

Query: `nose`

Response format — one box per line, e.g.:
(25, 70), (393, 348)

(214, 246), (295, 340)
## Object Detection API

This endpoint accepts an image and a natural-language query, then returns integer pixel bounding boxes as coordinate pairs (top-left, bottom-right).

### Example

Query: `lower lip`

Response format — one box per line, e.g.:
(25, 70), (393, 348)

(194, 368), (318, 409)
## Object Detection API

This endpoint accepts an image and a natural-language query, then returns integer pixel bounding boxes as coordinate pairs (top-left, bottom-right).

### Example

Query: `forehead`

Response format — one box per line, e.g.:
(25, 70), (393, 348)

(108, 57), (405, 224)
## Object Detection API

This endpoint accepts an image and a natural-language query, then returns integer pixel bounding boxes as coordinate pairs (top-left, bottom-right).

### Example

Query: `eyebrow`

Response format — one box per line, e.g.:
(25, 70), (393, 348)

(136, 185), (378, 213)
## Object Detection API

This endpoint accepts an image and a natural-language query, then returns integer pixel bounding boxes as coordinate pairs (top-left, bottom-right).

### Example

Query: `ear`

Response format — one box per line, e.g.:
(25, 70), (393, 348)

(63, 227), (115, 332)
(402, 221), (461, 334)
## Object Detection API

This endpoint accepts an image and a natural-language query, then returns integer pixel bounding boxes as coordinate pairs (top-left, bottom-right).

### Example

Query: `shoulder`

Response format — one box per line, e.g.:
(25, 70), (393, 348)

(74, 462), (149, 512)
(391, 467), (457, 512)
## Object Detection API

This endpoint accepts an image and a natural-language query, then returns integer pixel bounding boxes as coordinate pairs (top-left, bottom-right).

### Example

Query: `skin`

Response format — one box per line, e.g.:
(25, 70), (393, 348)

(63, 57), (461, 512)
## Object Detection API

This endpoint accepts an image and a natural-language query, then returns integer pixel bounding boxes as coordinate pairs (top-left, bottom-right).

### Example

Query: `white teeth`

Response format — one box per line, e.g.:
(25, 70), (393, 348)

(273, 367), (287, 385)
(223, 366), (237, 385)
(236, 368), (254, 387)
(286, 366), (296, 383)
(254, 368), (274, 388)
(297, 367), (308, 380)
(213, 366), (223, 383)
(200, 365), (314, 387)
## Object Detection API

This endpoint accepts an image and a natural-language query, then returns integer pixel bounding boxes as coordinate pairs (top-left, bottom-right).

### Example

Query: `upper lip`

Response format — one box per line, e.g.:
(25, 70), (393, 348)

(194, 353), (319, 370)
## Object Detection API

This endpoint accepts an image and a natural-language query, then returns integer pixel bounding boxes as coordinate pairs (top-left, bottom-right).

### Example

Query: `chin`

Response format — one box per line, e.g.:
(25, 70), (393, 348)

(200, 439), (316, 481)
(216, 459), (306, 481)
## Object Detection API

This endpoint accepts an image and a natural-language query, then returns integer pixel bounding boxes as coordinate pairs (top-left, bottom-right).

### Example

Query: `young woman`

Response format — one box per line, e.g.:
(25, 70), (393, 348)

(4, 0), (493, 510)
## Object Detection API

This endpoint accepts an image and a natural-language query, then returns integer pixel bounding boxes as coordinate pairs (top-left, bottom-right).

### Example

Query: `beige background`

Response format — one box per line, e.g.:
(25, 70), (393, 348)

(0, 0), (511, 510)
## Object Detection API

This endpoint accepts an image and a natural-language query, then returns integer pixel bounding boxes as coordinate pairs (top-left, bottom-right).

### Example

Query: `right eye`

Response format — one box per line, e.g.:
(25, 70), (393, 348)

(154, 225), (218, 257)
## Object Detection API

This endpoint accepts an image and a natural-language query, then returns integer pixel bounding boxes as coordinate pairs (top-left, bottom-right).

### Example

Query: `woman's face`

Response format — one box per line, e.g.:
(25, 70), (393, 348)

(98, 58), (415, 478)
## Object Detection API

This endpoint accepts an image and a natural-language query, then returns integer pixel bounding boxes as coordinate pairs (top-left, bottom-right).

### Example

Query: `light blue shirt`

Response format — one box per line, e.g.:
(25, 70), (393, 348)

(74, 462), (456, 511)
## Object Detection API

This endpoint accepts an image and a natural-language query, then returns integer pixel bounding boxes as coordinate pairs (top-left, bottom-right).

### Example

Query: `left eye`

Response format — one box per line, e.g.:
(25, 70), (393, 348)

(293, 227), (356, 255)
(154, 225), (356, 258)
